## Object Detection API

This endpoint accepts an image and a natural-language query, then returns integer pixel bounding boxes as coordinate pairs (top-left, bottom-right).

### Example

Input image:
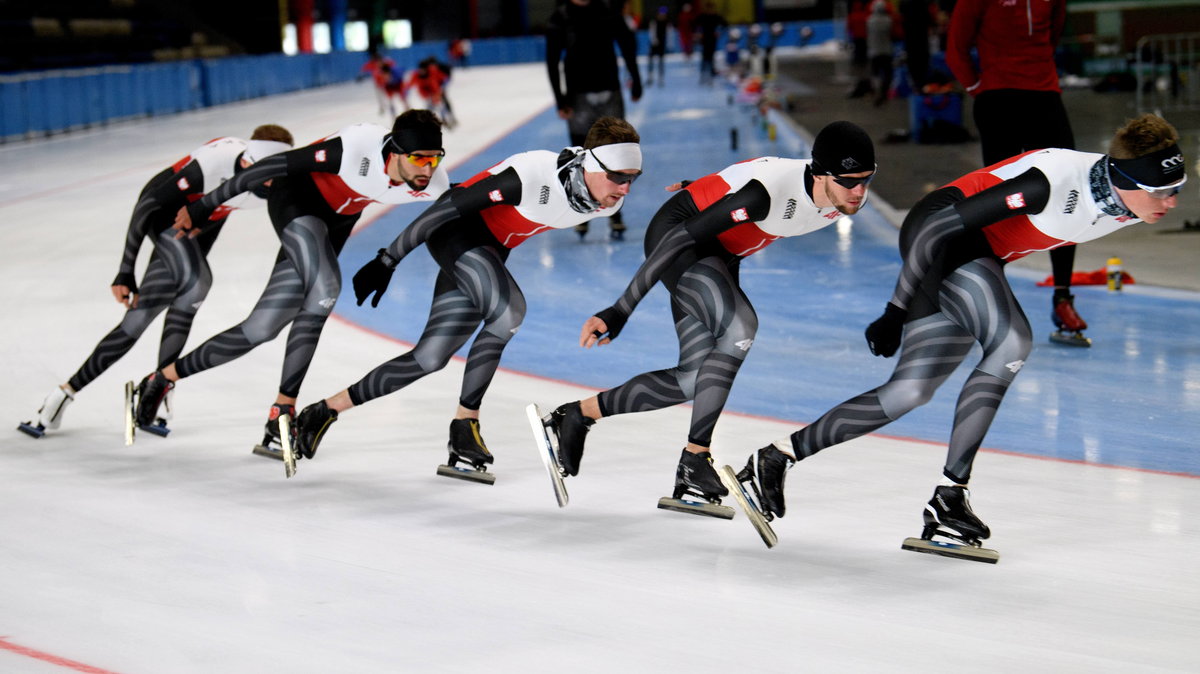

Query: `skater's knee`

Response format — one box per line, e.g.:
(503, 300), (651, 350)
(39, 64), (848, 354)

(482, 303), (524, 342)
(977, 332), (1032, 381)
(877, 380), (935, 418)
(714, 312), (757, 358)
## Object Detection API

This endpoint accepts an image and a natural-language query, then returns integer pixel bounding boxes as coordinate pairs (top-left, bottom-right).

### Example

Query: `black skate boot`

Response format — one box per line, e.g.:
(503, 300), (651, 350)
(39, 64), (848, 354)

(902, 485), (999, 563)
(657, 449), (735, 520)
(288, 400), (340, 474)
(734, 444), (794, 520)
(251, 404), (296, 461)
(1049, 293), (1091, 347)
(548, 401), (593, 476)
(134, 371), (174, 435)
(437, 418), (496, 485)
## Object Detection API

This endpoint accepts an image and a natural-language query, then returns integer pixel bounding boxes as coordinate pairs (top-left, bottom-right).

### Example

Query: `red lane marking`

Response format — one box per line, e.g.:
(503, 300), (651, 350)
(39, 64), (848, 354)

(0, 637), (123, 674)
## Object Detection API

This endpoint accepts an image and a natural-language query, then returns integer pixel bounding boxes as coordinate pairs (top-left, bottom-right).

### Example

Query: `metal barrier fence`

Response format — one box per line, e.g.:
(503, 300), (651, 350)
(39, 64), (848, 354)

(1136, 32), (1200, 114)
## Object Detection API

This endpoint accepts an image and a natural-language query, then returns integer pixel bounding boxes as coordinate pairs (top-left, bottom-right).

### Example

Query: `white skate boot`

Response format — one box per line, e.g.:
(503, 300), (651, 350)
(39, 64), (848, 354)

(18, 385), (75, 438)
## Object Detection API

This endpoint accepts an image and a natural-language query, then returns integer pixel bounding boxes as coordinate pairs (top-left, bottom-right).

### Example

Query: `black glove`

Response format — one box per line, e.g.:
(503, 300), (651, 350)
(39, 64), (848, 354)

(353, 249), (397, 308)
(865, 303), (907, 357)
(593, 306), (629, 342)
(111, 271), (138, 295)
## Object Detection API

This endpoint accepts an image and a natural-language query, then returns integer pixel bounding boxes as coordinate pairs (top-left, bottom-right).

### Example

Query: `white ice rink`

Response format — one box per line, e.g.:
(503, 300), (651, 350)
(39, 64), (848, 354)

(1, 62), (1197, 673)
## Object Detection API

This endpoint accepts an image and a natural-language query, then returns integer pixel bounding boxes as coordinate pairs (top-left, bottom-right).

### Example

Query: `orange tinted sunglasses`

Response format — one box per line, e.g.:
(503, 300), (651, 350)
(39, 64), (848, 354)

(405, 152), (444, 168)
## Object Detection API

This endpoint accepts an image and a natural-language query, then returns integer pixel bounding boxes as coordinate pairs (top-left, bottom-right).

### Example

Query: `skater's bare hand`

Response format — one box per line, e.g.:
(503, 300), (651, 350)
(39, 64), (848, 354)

(664, 182), (684, 192)
(580, 316), (610, 348)
(172, 206), (197, 239)
(557, 107), (573, 120)
(111, 284), (137, 309)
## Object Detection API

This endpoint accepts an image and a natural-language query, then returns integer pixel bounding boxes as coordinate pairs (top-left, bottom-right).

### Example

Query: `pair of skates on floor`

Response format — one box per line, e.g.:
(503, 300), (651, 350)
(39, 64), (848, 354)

(528, 403), (998, 563)
(247, 399), (496, 482)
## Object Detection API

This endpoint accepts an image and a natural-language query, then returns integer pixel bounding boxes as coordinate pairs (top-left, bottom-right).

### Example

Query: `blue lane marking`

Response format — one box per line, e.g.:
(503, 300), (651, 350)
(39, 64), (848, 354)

(335, 60), (1200, 477)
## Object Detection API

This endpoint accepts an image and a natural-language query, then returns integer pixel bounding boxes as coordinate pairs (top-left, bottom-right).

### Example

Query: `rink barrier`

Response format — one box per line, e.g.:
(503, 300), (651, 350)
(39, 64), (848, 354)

(0, 22), (832, 143)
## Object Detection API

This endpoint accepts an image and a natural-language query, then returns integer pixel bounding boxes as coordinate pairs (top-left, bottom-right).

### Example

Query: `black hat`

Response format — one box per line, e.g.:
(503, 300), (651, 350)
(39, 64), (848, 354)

(811, 121), (875, 176)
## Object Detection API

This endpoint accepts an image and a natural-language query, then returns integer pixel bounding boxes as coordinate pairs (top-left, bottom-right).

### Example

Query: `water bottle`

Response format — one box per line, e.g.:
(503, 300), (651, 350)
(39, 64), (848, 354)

(1106, 256), (1123, 292)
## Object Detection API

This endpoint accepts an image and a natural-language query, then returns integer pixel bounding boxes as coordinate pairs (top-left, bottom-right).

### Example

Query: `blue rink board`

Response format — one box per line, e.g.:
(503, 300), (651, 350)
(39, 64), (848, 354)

(334, 61), (1200, 478)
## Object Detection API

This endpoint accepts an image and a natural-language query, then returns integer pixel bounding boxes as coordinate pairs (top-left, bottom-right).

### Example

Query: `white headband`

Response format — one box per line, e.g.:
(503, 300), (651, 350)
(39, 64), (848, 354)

(582, 142), (642, 172)
(243, 140), (292, 163)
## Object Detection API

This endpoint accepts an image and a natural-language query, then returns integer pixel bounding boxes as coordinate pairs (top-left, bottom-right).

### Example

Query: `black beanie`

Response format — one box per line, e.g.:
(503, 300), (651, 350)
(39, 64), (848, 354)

(389, 112), (443, 154)
(811, 121), (874, 176)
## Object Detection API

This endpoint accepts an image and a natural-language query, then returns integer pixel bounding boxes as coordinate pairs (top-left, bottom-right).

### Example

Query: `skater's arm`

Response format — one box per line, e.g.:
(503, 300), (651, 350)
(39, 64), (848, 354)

(115, 161), (205, 300)
(176, 139), (340, 236)
(544, 17), (569, 112)
(613, 11), (642, 101)
(382, 167), (523, 263)
(589, 181), (770, 344)
(887, 167), (1050, 314)
(354, 168), (524, 308)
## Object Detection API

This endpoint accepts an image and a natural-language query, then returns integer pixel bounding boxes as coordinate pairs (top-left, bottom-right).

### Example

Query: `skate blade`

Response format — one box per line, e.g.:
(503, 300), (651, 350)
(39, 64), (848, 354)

(17, 422), (46, 439)
(1049, 330), (1091, 347)
(251, 444), (284, 461)
(656, 497), (735, 520)
(901, 537), (999, 564)
(279, 414), (296, 478)
(436, 464), (497, 485)
(717, 465), (778, 548)
(123, 380), (136, 446)
(526, 403), (569, 507)
(137, 422), (171, 438)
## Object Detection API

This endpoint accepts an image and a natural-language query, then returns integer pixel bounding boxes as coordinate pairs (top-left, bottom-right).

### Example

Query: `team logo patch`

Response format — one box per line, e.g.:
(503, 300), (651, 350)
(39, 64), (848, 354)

(359, 158), (370, 176)
(730, 207), (749, 222)
(1005, 192), (1026, 209)
(1063, 189), (1079, 214)
(315, 150), (327, 163)
(489, 189), (503, 203)
(176, 177), (190, 190)
(782, 198), (797, 219)
(538, 185), (550, 205)
(841, 157), (861, 171)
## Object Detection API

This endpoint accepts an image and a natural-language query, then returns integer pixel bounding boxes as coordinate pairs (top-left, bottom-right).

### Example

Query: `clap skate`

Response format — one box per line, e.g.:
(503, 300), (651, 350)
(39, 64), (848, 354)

(126, 372), (173, 443)
(436, 418), (496, 485)
(251, 404), (296, 461)
(17, 385), (74, 439)
(285, 400), (338, 478)
(1049, 294), (1091, 347)
(901, 485), (999, 564)
(717, 447), (789, 548)
(657, 449), (734, 520)
(526, 403), (570, 506)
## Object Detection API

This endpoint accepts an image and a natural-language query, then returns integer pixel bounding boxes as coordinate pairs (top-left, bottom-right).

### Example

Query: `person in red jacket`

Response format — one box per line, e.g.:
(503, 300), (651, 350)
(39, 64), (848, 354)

(946, 0), (1088, 347)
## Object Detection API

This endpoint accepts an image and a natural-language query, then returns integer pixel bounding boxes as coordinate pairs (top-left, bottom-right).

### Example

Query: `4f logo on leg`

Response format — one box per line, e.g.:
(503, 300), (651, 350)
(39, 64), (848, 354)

(1005, 360), (1025, 374)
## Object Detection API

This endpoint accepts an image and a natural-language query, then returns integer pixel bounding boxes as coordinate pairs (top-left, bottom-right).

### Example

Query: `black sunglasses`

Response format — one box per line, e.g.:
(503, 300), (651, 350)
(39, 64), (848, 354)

(591, 151), (642, 185)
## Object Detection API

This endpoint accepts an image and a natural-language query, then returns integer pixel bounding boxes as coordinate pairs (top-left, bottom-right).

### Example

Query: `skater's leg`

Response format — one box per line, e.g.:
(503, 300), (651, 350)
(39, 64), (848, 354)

(66, 251), (176, 393)
(155, 237), (213, 371)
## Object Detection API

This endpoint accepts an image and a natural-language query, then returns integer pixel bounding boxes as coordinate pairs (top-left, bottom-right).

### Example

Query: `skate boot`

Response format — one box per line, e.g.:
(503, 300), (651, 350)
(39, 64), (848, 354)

(923, 485), (990, 543)
(251, 403), (296, 460)
(437, 418), (496, 484)
(1050, 293), (1091, 347)
(574, 222), (589, 240)
(293, 401), (337, 461)
(18, 385), (75, 438)
(609, 219), (627, 241)
(657, 448), (736, 519)
(902, 485), (999, 563)
(133, 371), (174, 436)
(733, 443), (795, 521)
(547, 401), (594, 476)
